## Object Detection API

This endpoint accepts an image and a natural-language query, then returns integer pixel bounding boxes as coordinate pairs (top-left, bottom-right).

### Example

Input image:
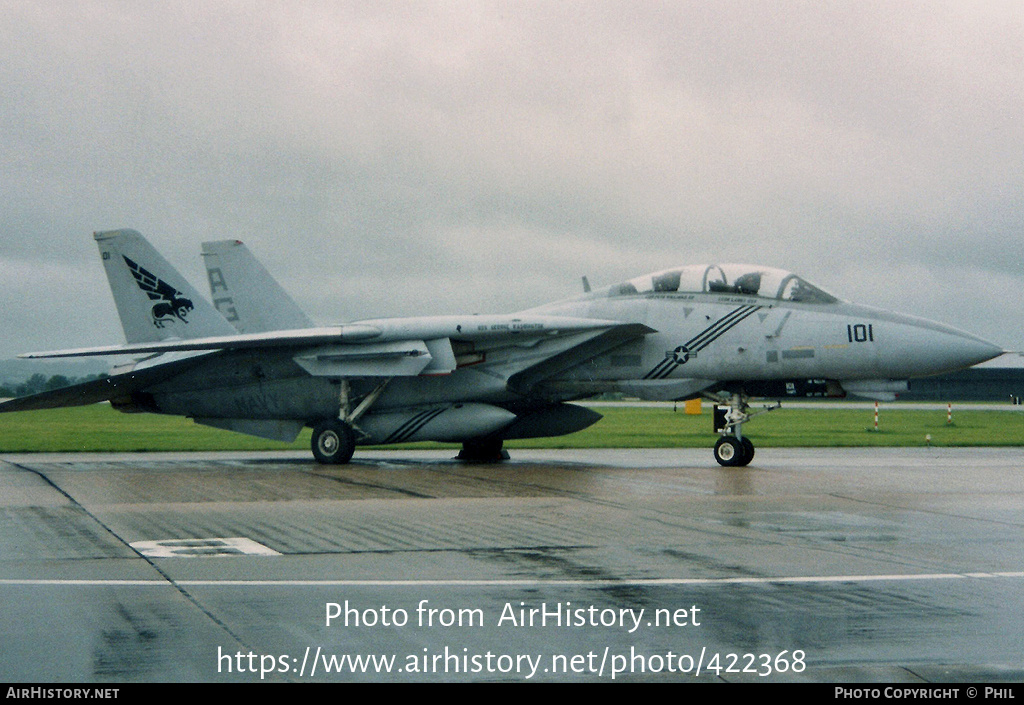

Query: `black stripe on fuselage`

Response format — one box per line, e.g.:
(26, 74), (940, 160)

(384, 407), (447, 444)
(686, 305), (762, 352)
(644, 304), (763, 380)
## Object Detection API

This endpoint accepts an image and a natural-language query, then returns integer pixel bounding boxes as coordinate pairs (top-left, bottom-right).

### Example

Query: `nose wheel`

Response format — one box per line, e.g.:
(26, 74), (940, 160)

(710, 392), (777, 467)
(714, 435), (755, 467)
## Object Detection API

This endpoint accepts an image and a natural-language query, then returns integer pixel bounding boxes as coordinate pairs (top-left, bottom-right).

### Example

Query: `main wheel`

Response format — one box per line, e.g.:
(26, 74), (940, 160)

(713, 436), (746, 467)
(456, 438), (509, 462)
(311, 419), (356, 465)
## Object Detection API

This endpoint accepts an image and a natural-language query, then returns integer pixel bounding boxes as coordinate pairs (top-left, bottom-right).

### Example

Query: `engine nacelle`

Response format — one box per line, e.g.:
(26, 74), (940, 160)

(358, 403), (517, 445)
(499, 404), (603, 440)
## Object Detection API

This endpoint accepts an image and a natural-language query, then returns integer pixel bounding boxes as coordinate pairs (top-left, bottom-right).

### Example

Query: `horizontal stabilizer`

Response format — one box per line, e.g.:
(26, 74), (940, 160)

(0, 354), (208, 413)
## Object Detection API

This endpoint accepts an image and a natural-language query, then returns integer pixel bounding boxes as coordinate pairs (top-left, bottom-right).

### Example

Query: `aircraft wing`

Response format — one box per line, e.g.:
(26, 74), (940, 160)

(18, 316), (635, 360)
(0, 354), (211, 413)
(16, 315), (655, 382)
(17, 325), (384, 358)
(506, 322), (655, 394)
(2, 318), (654, 418)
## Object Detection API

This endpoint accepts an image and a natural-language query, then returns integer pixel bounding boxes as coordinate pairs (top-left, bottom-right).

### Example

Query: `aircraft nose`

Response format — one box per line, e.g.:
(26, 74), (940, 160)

(914, 324), (1005, 374)
(951, 335), (1004, 368)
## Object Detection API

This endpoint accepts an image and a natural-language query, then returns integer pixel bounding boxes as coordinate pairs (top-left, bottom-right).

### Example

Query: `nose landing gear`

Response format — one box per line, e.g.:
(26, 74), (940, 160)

(713, 435), (755, 467)
(710, 392), (779, 467)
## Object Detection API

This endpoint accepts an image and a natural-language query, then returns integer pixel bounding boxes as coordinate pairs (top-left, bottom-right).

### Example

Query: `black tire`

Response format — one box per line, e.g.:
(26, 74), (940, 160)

(713, 436), (745, 467)
(456, 438), (509, 462)
(311, 419), (356, 465)
(739, 437), (755, 466)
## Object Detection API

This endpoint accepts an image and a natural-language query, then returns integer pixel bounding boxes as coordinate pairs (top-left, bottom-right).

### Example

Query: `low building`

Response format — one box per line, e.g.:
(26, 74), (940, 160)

(902, 368), (1024, 403)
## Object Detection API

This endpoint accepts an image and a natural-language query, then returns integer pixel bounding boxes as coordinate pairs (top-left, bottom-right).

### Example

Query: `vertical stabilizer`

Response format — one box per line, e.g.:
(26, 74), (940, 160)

(201, 239), (314, 333)
(94, 229), (238, 343)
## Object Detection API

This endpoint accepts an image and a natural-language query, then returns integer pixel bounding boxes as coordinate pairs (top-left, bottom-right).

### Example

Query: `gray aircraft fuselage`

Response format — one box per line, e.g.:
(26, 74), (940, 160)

(132, 272), (1000, 427)
(8, 238), (1004, 466)
(528, 294), (1000, 396)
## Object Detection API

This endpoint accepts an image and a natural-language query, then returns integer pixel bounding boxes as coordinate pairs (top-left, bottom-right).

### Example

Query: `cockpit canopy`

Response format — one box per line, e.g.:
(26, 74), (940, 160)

(604, 264), (839, 304)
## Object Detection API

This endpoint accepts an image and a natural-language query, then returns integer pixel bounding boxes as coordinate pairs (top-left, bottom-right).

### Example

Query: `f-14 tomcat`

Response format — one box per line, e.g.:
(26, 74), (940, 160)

(1, 230), (1004, 466)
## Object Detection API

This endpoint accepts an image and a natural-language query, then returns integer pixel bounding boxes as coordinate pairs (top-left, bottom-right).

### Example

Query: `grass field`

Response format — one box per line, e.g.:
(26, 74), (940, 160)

(0, 402), (1022, 453)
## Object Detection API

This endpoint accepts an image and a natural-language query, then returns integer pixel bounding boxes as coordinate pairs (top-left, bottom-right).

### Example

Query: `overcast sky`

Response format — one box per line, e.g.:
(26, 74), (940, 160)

(1, 1), (1021, 365)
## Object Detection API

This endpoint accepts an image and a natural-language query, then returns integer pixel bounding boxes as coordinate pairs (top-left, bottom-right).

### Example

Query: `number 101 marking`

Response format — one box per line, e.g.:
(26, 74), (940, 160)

(847, 323), (874, 343)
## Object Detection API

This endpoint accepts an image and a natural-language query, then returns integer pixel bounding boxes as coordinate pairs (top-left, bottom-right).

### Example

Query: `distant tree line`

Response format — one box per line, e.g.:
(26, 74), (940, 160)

(0, 373), (108, 398)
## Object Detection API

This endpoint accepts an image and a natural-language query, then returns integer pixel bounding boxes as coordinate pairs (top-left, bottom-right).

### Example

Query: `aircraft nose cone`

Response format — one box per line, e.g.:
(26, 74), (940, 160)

(956, 335), (1005, 368)
(925, 327), (1004, 374)
(875, 311), (1005, 378)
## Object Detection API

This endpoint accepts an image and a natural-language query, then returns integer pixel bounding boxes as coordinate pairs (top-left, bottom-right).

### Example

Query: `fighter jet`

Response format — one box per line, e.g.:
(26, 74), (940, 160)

(1, 229), (1004, 466)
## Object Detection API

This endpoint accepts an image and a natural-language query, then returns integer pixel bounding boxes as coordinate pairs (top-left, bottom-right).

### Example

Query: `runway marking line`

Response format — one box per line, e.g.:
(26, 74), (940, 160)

(2, 571), (1023, 587)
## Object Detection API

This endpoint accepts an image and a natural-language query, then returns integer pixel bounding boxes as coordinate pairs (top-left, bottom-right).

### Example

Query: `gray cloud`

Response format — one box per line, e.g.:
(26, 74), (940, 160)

(1, 0), (1021, 360)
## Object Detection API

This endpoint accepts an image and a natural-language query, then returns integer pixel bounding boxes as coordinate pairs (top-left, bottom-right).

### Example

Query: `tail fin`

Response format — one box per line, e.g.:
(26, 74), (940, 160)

(95, 229), (238, 343)
(201, 239), (314, 333)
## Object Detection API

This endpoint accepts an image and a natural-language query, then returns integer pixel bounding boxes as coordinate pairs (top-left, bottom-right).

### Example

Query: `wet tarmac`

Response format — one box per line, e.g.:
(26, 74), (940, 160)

(1, 447), (1022, 683)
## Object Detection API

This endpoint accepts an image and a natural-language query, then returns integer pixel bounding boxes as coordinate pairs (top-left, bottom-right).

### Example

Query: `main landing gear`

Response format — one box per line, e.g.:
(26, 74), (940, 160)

(456, 437), (510, 463)
(311, 419), (356, 465)
(710, 392), (780, 467)
(311, 379), (391, 465)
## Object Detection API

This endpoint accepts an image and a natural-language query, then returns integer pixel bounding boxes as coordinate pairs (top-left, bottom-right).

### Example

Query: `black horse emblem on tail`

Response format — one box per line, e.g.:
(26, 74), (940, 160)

(123, 256), (194, 328)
